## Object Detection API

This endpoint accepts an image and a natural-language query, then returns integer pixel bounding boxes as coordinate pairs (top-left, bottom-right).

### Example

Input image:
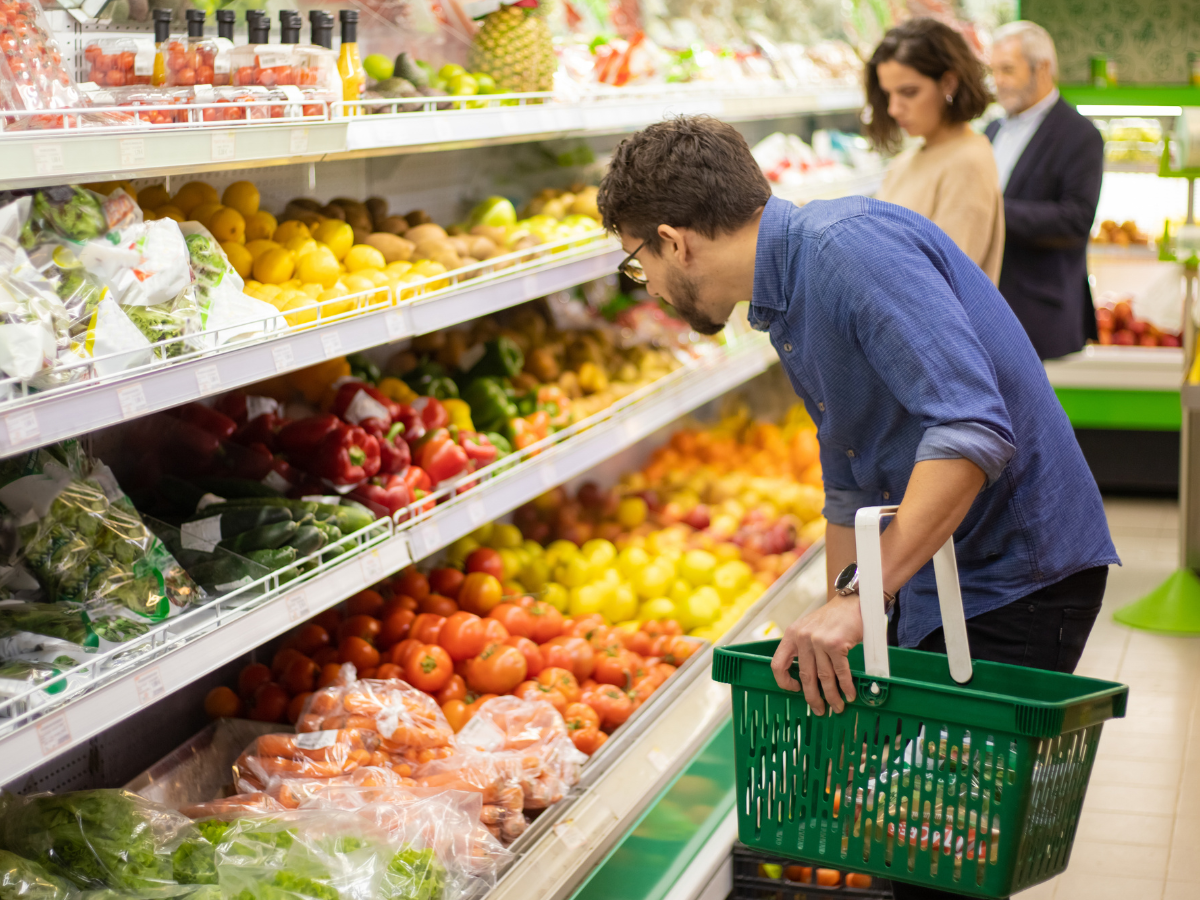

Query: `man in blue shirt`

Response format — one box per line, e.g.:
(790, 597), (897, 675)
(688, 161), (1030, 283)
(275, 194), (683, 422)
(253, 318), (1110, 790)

(597, 116), (1117, 735)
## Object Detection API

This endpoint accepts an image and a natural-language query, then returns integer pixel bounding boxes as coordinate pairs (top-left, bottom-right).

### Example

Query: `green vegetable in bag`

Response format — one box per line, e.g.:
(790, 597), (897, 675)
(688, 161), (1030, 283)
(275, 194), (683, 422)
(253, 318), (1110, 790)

(0, 848), (77, 900)
(30, 188), (108, 243)
(124, 293), (201, 361)
(382, 848), (444, 900)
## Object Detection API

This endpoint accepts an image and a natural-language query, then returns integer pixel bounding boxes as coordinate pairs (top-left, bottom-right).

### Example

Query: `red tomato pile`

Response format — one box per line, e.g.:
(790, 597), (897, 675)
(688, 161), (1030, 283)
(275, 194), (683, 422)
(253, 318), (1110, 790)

(208, 556), (698, 756)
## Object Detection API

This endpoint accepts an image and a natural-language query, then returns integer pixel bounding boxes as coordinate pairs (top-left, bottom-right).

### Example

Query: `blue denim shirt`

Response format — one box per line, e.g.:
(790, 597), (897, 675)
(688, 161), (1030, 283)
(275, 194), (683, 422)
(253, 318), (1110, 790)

(749, 195), (1118, 646)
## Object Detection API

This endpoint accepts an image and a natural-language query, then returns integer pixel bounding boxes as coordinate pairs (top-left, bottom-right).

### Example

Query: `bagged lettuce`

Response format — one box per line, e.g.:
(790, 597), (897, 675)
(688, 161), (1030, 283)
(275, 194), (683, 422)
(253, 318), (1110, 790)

(0, 848), (78, 900)
(178, 225), (281, 347)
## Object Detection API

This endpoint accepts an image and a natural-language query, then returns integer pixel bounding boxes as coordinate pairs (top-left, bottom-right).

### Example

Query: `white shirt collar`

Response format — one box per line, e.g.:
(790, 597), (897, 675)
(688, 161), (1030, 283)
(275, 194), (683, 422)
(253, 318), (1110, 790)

(1004, 87), (1059, 125)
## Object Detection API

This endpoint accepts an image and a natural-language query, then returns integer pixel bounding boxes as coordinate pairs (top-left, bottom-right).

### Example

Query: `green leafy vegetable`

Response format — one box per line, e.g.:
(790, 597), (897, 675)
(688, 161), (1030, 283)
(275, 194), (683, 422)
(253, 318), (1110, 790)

(32, 188), (108, 243)
(0, 603), (94, 647)
(0, 848), (76, 900)
(382, 848), (444, 900)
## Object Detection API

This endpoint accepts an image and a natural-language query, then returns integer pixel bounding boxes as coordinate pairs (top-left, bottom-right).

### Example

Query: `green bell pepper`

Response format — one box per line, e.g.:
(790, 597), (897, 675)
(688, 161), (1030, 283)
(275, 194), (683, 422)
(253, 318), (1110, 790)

(462, 378), (519, 434)
(467, 337), (524, 380)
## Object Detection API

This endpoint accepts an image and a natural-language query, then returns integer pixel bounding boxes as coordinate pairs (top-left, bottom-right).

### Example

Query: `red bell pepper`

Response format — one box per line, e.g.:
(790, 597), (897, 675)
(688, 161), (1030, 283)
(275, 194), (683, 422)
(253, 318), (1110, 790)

(309, 422), (381, 484)
(361, 419), (411, 475)
(414, 429), (470, 484)
(411, 396), (449, 431)
(277, 414), (341, 464)
(332, 381), (403, 425)
(263, 455), (299, 491)
(230, 441), (275, 481)
(215, 392), (248, 425)
(233, 412), (280, 450)
(175, 403), (238, 441)
(392, 404), (426, 444)
(351, 474), (412, 518)
(399, 466), (436, 516)
(459, 431), (498, 467)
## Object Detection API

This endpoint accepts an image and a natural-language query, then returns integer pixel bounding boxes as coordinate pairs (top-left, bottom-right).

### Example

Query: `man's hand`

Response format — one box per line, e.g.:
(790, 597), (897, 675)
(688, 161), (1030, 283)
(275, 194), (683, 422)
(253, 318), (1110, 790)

(771, 593), (863, 714)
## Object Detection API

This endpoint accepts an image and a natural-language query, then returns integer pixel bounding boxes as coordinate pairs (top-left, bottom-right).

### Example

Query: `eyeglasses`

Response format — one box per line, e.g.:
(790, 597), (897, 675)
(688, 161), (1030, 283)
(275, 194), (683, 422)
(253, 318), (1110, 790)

(618, 239), (648, 285)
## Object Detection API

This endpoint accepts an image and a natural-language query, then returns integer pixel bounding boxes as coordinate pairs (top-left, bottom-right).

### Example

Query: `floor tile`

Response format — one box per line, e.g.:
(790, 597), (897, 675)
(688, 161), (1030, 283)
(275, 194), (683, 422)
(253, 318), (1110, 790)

(1164, 883), (1200, 900)
(1013, 877), (1058, 900)
(1079, 783), (1179, 816)
(1089, 757), (1182, 787)
(1067, 840), (1169, 877)
(1075, 810), (1175, 846)
(1049, 871), (1164, 900)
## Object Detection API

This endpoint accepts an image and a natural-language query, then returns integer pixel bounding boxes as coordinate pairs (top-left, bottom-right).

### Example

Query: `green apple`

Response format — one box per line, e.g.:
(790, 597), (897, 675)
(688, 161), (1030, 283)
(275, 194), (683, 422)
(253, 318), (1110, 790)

(363, 53), (394, 82)
(468, 196), (518, 229)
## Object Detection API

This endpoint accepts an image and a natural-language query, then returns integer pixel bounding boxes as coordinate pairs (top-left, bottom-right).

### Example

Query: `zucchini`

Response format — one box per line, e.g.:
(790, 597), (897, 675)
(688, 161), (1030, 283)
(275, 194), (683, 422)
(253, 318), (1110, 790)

(187, 556), (260, 589)
(246, 547), (299, 571)
(221, 520), (299, 553)
(287, 525), (326, 557)
(185, 505), (291, 538)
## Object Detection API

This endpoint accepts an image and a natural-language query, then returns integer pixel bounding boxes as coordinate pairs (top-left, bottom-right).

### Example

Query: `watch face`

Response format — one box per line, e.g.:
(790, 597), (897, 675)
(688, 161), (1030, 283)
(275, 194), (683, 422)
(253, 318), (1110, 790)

(834, 562), (858, 593)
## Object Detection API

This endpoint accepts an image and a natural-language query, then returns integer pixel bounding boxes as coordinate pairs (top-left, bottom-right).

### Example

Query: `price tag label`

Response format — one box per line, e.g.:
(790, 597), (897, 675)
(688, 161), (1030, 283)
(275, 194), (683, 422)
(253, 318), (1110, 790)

(271, 343), (295, 372)
(290, 127), (309, 153)
(416, 521), (442, 558)
(521, 273), (540, 297)
(500, 111), (521, 135)
(119, 138), (146, 168)
(36, 714), (72, 756)
(360, 550), (384, 583)
(33, 143), (64, 176)
(195, 364), (221, 396)
(432, 117), (453, 142)
(134, 667), (166, 705)
(116, 383), (148, 419)
(385, 312), (406, 340)
(467, 499), (487, 527)
(6, 409), (40, 447)
(211, 131), (236, 162)
(320, 331), (343, 359)
(553, 820), (585, 850)
(285, 591), (310, 623)
(622, 418), (640, 442)
(647, 748), (671, 773)
(539, 460), (558, 488)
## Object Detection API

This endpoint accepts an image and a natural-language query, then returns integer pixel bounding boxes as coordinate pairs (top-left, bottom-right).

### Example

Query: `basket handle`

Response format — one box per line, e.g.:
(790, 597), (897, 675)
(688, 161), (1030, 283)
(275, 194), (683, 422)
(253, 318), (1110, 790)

(854, 505), (973, 684)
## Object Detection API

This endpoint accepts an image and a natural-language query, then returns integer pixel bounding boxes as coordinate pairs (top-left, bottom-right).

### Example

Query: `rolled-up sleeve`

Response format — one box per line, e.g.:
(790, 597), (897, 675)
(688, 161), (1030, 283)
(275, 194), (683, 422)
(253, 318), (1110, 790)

(823, 487), (882, 527)
(916, 422), (1015, 487)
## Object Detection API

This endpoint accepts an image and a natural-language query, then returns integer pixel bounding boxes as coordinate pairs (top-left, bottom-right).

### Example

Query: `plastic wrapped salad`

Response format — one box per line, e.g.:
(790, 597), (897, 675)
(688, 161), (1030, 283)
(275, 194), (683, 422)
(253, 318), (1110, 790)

(178, 225), (280, 347)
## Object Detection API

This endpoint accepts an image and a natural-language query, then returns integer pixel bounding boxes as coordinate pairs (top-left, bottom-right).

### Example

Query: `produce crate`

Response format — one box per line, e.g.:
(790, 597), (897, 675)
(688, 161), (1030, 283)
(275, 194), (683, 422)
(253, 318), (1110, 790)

(713, 640), (1128, 898)
(732, 845), (892, 899)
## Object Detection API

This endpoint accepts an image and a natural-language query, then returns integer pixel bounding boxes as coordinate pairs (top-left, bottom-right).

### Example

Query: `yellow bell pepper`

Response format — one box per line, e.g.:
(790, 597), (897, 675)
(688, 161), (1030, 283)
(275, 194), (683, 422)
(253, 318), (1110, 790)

(287, 357), (351, 405)
(442, 398), (475, 432)
(377, 376), (417, 404)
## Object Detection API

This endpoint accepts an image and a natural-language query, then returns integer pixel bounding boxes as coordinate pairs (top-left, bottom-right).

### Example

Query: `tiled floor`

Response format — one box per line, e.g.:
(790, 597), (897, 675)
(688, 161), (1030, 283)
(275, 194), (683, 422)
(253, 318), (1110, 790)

(1015, 497), (1200, 900)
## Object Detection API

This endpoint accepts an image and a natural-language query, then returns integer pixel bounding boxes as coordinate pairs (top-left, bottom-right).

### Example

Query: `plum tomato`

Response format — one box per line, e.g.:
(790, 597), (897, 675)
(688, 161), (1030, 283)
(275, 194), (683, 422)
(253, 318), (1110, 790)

(375, 663), (404, 680)
(318, 662), (344, 688)
(419, 593), (459, 617)
(204, 686), (242, 719)
(384, 638), (424, 668)
(435, 673), (467, 705)
(405, 643), (453, 692)
(346, 588), (385, 617)
(286, 691), (312, 724)
(338, 614), (382, 646)
(379, 608), (415, 647)
(237, 662), (272, 699)
(442, 699), (472, 732)
(482, 617), (510, 644)
(281, 654), (319, 694)
(438, 611), (486, 662)
(312, 608), (342, 633)
(571, 727), (607, 755)
(287, 623), (330, 655)
(339, 636), (381, 670)
(247, 682), (289, 722)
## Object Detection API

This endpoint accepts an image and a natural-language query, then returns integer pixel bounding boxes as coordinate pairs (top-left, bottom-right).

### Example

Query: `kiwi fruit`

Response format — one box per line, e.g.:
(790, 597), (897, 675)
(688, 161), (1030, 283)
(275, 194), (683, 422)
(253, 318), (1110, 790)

(288, 197), (322, 212)
(365, 233), (414, 262)
(406, 223), (448, 245)
(379, 216), (410, 235)
(318, 204), (346, 221)
(468, 236), (497, 260)
(365, 197), (389, 229)
(352, 227), (372, 246)
(405, 209), (433, 227)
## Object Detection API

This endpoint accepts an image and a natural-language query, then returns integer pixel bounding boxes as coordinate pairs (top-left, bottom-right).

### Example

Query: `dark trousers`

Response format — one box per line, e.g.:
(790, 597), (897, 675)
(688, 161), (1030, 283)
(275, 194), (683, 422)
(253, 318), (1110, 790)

(885, 565), (1109, 900)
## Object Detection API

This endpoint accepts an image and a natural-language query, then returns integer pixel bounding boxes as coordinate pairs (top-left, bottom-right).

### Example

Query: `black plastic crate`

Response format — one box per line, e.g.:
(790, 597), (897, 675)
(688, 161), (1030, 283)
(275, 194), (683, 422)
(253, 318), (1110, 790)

(732, 845), (894, 900)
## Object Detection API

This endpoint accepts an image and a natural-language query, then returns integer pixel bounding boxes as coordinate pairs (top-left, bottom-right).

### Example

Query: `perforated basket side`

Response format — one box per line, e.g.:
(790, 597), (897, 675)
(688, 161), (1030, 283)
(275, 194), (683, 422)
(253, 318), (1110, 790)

(1014, 705), (1065, 738)
(713, 649), (742, 686)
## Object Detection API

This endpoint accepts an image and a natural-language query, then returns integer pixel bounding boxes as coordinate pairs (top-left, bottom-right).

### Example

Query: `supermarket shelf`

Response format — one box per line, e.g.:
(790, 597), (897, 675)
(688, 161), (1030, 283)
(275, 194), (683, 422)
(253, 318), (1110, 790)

(1103, 160), (1161, 173)
(1044, 344), (1183, 390)
(398, 333), (779, 564)
(486, 540), (828, 900)
(1087, 244), (1162, 261)
(0, 236), (622, 458)
(0, 333), (778, 784)
(1062, 84), (1200, 110)
(772, 169), (882, 205)
(0, 521), (408, 787)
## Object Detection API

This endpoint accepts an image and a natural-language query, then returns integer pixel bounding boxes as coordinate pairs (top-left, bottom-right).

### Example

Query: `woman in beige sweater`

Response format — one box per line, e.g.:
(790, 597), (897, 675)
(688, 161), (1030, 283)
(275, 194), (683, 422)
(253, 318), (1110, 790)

(867, 18), (1004, 284)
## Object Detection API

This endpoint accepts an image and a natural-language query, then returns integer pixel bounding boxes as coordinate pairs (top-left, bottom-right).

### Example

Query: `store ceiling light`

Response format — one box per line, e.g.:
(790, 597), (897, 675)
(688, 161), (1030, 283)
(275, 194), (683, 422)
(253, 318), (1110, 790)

(1078, 104), (1184, 117)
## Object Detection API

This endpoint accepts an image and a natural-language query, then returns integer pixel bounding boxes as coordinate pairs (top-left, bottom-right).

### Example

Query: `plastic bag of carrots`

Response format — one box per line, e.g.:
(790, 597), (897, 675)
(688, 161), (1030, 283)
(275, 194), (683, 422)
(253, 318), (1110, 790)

(414, 751), (527, 844)
(233, 728), (382, 792)
(266, 765), (416, 809)
(179, 792), (285, 819)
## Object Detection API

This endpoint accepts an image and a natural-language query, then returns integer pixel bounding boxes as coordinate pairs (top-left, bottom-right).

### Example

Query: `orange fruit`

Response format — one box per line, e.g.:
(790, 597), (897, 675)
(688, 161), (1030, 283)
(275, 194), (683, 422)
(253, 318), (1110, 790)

(155, 205), (185, 223)
(189, 202), (224, 227)
(253, 247), (296, 285)
(209, 207), (246, 244)
(221, 180), (260, 218)
(245, 210), (278, 242)
(173, 181), (218, 216)
(137, 184), (171, 210)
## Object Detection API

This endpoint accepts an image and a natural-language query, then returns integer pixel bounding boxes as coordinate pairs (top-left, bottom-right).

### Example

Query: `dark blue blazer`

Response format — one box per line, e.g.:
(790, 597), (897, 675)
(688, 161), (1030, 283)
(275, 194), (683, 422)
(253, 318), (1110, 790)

(985, 98), (1104, 360)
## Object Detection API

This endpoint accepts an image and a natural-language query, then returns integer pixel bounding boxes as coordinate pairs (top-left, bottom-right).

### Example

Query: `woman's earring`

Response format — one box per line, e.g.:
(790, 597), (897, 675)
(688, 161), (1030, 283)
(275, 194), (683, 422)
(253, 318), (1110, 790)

(945, 93), (954, 104)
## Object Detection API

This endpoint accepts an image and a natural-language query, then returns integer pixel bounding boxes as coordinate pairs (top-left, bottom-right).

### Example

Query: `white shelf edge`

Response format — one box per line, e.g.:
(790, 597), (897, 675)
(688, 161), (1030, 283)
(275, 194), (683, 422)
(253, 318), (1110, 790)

(1044, 345), (1183, 390)
(0, 242), (623, 458)
(0, 534), (411, 787)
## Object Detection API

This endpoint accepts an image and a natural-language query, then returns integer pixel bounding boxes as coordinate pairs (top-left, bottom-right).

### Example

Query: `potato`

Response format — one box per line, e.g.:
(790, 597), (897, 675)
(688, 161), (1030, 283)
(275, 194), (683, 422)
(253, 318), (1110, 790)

(379, 215), (410, 236)
(288, 197), (322, 212)
(407, 223), (449, 245)
(414, 239), (461, 269)
(405, 209), (433, 227)
(512, 234), (542, 252)
(467, 236), (497, 260)
(365, 232), (415, 263)
(331, 197), (364, 211)
(470, 224), (506, 245)
(318, 204), (346, 221)
(431, 248), (462, 270)
(447, 235), (471, 256)
(366, 196), (389, 229)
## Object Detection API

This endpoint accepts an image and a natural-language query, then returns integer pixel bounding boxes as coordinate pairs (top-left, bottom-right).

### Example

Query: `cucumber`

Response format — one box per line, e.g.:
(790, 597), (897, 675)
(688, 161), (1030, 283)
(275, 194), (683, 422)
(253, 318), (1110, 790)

(246, 547), (299, 571)
(185, 505), (291, 538)
(327, 505), (376, 534)
(287, 525), (326, 557)
(187, 556), (260, 589)
(221, 520), (299, 553)
(197, 477), (284, 499)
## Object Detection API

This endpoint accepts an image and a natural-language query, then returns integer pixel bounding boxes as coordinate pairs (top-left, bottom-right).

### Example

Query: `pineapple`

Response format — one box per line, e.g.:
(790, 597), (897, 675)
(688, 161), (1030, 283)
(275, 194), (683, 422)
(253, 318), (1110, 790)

(469, 1), (556, 94)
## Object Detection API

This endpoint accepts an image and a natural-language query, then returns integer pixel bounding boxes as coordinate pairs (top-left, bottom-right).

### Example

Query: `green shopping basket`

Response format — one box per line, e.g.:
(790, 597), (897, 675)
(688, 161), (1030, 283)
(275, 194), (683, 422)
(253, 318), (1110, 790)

(712, 506), (1128, 898)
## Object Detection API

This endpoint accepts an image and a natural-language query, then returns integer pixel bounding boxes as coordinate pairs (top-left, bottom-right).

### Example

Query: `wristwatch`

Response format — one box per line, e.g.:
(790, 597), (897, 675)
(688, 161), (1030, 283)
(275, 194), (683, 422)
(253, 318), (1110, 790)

(834, 561), (897, 611)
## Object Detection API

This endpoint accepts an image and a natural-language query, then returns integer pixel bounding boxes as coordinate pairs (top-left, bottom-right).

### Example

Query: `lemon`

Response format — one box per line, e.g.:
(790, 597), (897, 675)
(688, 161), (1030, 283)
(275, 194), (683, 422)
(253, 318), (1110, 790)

(155, 205), (185, 223)
(172, 181), (219, 215)
(221, 241), (254, 278)
(280, 294), (319, 327)
(244, 279), (262, 292)
(345, 244), (387, 272)
(254, 284), (283, 303)
(301, 283), (323, 298)
(142, 208), (160, 221)
(341, 273), (376, 296)
(253, 247), (295, 285)
(221, 181), (260, 218)
(137, 184), (171, 210)
(244, 239), (282, 262)
(51, 245), (81, 269)
(189, 202), (224, 227)
(318, 289), (355, 318)
(385, 261), (413, 277)
(245, 210), (278, 242)
(312, 220), (354, 260)
(281, 278), (303, 290)
(210, 207), (246, 244)
(285, 236), (318, 259)
(394, 272), (425, 301)
(273, 220), (311, 244)
(296, 247), (341, 288)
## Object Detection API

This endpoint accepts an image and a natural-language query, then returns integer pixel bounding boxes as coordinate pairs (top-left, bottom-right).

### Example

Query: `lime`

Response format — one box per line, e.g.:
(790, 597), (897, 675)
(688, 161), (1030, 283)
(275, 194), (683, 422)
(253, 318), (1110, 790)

(364, 53), (395, 82)
(474, 72), (497, 94)
(438, 63), (466, 80)
(448, 73), (478, 95)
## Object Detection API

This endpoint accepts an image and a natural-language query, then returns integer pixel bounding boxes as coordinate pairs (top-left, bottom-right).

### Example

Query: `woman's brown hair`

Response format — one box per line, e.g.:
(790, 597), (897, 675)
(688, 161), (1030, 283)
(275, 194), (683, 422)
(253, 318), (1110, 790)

(865, 17), (992, 153)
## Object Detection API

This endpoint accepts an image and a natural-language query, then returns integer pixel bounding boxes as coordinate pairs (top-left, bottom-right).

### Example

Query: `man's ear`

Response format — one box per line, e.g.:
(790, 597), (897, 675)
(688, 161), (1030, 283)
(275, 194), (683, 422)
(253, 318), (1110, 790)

(658, 224), (689, 264)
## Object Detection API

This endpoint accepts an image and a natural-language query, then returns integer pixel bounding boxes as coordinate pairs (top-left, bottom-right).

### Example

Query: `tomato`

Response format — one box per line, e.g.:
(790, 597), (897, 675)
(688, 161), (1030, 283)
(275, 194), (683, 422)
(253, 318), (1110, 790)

(659, 636), (696, 666)
(465, 547), (505, 580)
(247, 682), (289, 722)
(394, 567), (431, 602)
(619, 629), (653, 656)
(384, 595), (420, 615)
(271, 647), (305, 679)
(286, 691), (311, 724)
(419, 593), (459, 617)
(571, 727), (607, 755)
(429, 567), (465, 599)
(588, 684), (633, 730)
(346, 588), (385, 617)
(629, 678), (658, 709)
(339, 636), (381, 670)
(312, 608), (342, 633)
(477, 619), (505, 646)
(439, 611), (486, 661)
(541, 636), (595, 682)
(288, 623), (330, 655)
(566, 614), (605, 638)
(375, 663), (404, 680)
(527, 601), (565, 643)
(458, 572), (503, 616)
(436, 673), (467, 705)
(338, 614), (382, 646)
(514, 679), (566, 714)
(537, 667), (581, 703)
(784, 866), (812, 883)
(405, 643), (454, 692)
(411, 613), (446, 644)
(360, 666), (379, 679)
(815, 870), (841, 886)
(318, 662), (344, 688)
(238, 663), (272, 699)
(593, 649), (634, 689)
(661, 619), (683, 636)
(488, 603), (533, 638)
(465, 642), (527, 694)
(442, 699), (472, 732)
(312, 646), (339, 666)
(845, 874), (872, 888)
(515, 594), (536, 609)
(505, 635), (544, 678)
(564, 701), (600, 733)
(204, 686), (242, 718)
(384, 638), (424, 668)
(281, 654), (318, 694)
(466, 692), (498, 711)
(379, 608), (415, 647)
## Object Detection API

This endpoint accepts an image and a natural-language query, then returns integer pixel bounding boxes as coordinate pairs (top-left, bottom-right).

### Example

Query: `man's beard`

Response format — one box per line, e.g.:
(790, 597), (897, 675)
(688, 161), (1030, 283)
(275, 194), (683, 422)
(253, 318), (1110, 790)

(665, 268), (725, 336)
(998, 76), (1038, 115)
